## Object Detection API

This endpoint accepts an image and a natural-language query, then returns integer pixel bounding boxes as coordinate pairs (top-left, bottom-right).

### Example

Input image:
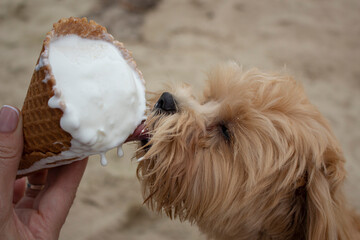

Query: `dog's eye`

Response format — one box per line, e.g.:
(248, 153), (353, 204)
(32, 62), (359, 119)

(220, 123), (231, 141)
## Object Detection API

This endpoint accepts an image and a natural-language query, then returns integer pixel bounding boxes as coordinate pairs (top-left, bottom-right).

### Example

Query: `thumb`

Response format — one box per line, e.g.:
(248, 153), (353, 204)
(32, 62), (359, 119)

(0, 105), (23, 207)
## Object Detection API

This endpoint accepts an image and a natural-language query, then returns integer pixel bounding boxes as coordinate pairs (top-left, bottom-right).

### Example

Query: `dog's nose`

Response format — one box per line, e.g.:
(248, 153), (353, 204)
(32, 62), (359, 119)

(154, 92), (177, 113)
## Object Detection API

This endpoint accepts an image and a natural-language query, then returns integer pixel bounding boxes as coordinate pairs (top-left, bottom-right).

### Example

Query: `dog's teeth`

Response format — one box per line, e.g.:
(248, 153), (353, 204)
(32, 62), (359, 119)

(137, 157), (144, 162)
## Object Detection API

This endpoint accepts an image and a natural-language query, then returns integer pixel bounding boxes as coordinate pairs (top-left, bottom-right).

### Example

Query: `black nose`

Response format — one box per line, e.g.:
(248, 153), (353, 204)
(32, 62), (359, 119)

(154, 92), (177, 113)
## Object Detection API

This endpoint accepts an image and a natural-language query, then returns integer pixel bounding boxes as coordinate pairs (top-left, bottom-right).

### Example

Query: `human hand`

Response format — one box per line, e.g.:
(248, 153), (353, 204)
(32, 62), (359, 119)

(0, 105), (88, 240)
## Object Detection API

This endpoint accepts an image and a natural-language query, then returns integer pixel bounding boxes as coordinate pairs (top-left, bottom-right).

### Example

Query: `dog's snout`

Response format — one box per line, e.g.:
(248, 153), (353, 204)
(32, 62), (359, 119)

(154, 92), (177, 113)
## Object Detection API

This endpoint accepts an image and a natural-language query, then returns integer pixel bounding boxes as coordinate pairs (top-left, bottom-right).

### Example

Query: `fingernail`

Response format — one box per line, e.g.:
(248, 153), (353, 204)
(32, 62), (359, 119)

(0, 105), (20, 133)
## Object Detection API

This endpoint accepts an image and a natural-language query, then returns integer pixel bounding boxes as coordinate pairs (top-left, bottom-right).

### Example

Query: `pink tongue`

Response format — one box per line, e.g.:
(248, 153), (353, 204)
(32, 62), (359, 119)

(125, 121), (148, 142)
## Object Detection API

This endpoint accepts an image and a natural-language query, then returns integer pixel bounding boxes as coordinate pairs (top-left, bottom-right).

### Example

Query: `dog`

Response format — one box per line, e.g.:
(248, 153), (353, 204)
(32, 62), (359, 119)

(136, 62), (360, 240)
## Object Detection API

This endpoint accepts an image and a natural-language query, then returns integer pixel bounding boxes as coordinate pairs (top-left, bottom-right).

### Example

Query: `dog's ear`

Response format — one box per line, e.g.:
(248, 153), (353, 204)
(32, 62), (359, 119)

(305, 141), (357, 239)
(306, 146), (343, 239)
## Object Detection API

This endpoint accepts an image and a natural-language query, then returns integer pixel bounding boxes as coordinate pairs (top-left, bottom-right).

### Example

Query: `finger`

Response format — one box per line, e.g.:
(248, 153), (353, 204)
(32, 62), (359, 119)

(25, 170), (47, 198)
(13, 177), (26, 204)
(0, 105), (22, 212)
(28, 170), (48, 185)
(16, 170), (48, 208)
(36, 158), (88, 231)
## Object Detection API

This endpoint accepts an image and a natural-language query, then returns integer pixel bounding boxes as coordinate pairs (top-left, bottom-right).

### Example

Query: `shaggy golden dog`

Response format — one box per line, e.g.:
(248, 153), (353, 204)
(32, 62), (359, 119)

(136, 62), (360, 240)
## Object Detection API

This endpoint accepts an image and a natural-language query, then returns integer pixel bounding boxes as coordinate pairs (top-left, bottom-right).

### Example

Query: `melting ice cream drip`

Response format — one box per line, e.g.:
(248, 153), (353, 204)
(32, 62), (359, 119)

(98, 147), (123, 167)
(100, 153), (108, 166)
(117, 147), (124, 157)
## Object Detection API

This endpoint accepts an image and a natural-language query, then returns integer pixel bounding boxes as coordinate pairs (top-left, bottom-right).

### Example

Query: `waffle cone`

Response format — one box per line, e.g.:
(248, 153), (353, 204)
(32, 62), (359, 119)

(17, 17), (144, 177)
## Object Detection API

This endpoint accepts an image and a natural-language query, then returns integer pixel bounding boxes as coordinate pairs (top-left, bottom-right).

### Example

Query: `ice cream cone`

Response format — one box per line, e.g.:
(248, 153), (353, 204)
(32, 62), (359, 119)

(17, 17), (145, 177)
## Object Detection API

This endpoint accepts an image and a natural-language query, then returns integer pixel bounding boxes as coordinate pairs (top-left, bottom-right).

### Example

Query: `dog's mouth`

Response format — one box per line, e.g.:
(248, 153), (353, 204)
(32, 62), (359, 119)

(125, 121), (149, 142)
(128, 91), (177, 152)
(126, 120), (153, 153)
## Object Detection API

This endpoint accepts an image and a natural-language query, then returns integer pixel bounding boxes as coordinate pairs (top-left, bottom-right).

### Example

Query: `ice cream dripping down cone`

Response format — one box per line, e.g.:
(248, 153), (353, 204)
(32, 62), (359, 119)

(18, 17), (146, 177)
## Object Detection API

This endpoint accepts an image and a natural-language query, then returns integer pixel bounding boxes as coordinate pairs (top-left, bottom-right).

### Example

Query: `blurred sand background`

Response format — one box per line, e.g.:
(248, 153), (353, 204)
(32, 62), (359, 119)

(0, 0), (359, 239)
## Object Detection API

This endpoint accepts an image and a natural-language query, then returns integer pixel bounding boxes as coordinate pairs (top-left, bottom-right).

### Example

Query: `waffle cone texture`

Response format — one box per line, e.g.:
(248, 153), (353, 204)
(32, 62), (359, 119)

(18, 17), (143, 176)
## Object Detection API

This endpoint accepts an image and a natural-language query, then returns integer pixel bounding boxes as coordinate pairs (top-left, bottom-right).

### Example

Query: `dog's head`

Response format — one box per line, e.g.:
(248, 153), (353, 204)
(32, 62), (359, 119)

(136, 63), (352, 240)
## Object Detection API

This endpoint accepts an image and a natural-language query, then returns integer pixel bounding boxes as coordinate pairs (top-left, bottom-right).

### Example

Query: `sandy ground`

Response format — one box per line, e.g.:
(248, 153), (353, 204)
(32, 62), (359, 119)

(0, 0), (359, 239)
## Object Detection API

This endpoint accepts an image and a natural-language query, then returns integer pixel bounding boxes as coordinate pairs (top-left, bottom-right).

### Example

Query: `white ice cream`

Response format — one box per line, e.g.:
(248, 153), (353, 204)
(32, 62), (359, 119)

(17, 34), (146, 175)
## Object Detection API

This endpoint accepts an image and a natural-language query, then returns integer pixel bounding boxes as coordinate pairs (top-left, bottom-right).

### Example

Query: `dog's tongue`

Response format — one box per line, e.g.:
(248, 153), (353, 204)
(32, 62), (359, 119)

(125, 121), (148, 142)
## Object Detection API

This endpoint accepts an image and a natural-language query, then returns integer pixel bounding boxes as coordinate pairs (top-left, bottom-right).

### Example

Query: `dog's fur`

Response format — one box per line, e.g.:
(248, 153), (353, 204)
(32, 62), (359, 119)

(136, 63), (360, 240)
